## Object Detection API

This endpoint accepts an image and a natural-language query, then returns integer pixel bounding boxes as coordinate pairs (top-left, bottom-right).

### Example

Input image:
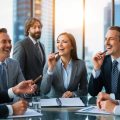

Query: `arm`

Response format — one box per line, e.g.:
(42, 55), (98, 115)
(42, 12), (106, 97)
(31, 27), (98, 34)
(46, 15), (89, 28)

(0, 105), (9, 118)
(0, 91), (12, 103)
(40, 63), (54, 94)
(88, 73), (104, 96)
(40, 53), (57, 95)
(75, 61), (88, 96)
(13, 41), (26, 77)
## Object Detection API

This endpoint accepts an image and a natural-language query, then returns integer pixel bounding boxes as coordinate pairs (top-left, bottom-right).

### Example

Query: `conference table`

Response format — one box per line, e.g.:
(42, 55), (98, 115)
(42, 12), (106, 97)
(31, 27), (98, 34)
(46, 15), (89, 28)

(9, 96), (120, 120)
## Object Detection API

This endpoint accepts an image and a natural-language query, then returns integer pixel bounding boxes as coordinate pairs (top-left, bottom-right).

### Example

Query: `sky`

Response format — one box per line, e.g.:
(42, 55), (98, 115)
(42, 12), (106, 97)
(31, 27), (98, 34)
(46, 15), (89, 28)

(0, 0), (13, 39)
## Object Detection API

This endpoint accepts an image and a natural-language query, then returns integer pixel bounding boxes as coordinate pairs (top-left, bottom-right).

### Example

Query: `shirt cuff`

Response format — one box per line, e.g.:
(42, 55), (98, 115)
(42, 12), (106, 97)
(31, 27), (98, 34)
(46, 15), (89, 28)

(113, 105), (120, 115)
(110, 93), (115, 100)
(47, 69), (53, 75)
(6, 105), (13, 116)
(92, 69), (101, 78)
(8, 88), (17, 99)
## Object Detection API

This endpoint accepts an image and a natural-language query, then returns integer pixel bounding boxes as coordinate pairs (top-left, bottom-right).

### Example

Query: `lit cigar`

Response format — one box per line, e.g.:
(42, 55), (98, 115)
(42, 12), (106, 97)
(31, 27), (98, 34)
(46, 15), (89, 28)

(33, 75), (42, 84)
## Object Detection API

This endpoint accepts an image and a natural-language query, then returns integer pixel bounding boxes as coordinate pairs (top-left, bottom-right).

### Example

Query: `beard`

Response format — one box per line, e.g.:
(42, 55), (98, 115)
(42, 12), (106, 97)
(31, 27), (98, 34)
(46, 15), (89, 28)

(30, 32), (41, 40)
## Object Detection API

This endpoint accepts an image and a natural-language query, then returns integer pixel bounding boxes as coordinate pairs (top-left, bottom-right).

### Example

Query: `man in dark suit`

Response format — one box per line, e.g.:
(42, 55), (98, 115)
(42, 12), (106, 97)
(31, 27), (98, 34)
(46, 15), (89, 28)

(88, 26), (120, 99)
(13, 18), (46, 95)
(0, 80), (36, 118)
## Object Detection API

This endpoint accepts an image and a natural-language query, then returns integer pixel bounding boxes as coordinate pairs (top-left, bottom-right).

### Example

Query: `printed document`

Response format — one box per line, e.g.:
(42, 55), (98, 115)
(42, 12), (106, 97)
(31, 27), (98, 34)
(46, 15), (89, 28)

(8, 108), (42, 118)
(40, 97), (84, 107)
(76, 106), (110, 115)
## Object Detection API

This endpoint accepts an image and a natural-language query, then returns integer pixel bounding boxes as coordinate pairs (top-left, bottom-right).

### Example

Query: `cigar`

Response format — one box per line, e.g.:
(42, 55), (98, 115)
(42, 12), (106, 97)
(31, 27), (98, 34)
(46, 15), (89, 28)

(100, 50), (107, 55)
(55, 52), (59, 54)
(55, 52), (60, 61)
(33, 75), (42, 84)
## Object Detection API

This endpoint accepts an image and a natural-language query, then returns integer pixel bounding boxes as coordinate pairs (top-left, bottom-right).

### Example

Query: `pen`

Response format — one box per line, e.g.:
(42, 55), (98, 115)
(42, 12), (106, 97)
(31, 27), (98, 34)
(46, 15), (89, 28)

(33, 75), (42, 84)
(56, 98), (62, 106)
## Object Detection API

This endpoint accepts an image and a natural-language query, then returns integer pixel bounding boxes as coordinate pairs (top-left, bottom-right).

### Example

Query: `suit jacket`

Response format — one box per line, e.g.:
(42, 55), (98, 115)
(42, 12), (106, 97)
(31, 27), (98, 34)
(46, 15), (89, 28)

(13, 37), (46, 81)
(88, 55), (120, 99)
(40, 59), (88, 97)
(0, 58), (24, 91)
(0, 91), (13, 118)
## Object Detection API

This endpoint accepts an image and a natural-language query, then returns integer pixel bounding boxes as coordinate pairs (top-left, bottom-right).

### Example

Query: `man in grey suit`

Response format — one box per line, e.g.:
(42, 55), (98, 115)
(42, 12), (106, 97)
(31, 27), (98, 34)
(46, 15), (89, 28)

(0, 28), (24, 91)
(13, 18), (46, 95)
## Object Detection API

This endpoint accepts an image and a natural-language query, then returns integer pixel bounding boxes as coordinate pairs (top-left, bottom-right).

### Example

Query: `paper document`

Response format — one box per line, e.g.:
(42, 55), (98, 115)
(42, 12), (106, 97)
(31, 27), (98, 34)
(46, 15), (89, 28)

(8, 108), (42, 118)
(40, 97), (84, 107)
(76, 106), (110, 115)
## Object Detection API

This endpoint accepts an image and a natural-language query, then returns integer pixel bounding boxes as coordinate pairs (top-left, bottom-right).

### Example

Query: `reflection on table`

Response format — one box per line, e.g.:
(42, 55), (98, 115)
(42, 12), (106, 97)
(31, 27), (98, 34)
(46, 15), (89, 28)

(9, 96), (120, 120)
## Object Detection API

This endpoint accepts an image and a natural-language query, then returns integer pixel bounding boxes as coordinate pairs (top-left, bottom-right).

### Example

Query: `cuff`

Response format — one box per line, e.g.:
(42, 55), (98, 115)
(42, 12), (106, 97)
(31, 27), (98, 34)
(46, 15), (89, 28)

(110, 93), (115, 100)
(92, 69), (101, 78)
(73, 92), (77, 97)
(8, 88), (17, 99)
(6, 105), (13, 116)
(113, 105), (120, 115)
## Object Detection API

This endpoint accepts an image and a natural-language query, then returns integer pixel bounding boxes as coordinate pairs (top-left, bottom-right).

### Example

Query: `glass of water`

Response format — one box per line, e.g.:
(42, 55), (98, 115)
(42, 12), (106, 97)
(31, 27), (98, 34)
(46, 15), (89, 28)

(32, 96), (41, 112)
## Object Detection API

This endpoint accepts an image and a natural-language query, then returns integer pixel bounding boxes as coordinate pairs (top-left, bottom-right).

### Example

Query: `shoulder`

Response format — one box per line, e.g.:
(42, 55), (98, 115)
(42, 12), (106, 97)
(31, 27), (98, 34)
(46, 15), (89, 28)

(15, 37), (31, 46)
(6, 58), (20, 65)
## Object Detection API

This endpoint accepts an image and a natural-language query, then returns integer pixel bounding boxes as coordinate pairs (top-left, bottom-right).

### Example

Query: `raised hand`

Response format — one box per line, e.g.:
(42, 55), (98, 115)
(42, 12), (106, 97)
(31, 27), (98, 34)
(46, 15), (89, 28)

(12, 80), (37, 95)
(92, 52), (106, 70)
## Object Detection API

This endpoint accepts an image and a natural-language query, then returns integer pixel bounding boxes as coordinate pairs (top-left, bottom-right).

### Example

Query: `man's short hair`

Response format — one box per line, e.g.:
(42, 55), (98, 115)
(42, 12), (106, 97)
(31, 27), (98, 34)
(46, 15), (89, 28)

(109, 26), (120, 33)
(24, 17), (42, 36)
(0, 28), (7, 33)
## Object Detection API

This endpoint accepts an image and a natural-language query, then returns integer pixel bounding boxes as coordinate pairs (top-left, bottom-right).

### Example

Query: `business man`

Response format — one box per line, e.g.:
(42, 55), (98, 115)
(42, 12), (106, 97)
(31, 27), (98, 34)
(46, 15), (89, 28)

(0, 80), (36, 118)
(13, 17), (46, 95)
(88, 26), (120, 99)
(0, 28), (24, 91)
(97, 92), (120, 115)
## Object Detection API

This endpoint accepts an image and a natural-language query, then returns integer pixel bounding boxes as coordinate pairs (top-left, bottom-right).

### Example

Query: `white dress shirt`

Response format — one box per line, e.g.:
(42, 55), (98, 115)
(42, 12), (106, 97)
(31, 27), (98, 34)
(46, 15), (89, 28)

(6, 88), (17, 116)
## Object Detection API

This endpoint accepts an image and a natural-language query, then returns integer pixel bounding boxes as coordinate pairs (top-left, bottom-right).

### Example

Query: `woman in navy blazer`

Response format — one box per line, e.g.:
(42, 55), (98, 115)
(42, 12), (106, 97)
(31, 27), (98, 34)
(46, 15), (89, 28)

(41, 32), (88, 97)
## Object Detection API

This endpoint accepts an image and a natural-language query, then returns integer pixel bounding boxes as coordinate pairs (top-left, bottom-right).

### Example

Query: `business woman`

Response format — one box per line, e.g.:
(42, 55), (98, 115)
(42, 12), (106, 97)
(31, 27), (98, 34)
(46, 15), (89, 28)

(41, 32), (88, 98)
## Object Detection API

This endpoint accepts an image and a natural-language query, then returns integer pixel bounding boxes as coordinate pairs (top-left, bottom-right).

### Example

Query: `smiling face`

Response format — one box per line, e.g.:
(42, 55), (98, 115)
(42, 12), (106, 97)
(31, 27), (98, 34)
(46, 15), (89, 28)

(0, 32), (12, 61)
(105, 29), (120, 58)
(28, 21), (42, 40)
(56, 34), (73, 58)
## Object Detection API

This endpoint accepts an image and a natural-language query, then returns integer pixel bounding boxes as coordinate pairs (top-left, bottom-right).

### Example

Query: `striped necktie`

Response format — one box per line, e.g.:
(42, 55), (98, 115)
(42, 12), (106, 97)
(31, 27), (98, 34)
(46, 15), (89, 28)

(35, 42), (43, 62)
(111, 60), (119, 93)
(0, 63), (7, 90)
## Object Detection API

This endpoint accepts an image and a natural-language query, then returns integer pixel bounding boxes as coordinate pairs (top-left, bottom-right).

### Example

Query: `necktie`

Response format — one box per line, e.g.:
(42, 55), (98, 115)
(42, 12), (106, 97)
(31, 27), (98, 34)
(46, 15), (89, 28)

(111, 60), (119, 93)
(35, 42), (43, 62)
(0, 63), (7, 90)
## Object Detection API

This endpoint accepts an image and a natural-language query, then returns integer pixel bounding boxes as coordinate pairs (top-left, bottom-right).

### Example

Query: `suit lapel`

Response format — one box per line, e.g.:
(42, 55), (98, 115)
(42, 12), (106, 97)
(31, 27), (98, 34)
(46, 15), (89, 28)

(56, 60), (65, 90)
(68, 60), (77, 89)
(27, 38), (43, 64)
(105, 57), (112, 91)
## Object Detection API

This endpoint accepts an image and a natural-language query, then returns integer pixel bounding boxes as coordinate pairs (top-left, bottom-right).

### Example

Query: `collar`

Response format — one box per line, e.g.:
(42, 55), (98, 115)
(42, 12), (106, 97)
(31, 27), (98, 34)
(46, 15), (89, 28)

(0, 59), (7, 65)
(60, 58), (72, 67)
(28, 35), (40, 45)
(111, 57), (120, 64)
